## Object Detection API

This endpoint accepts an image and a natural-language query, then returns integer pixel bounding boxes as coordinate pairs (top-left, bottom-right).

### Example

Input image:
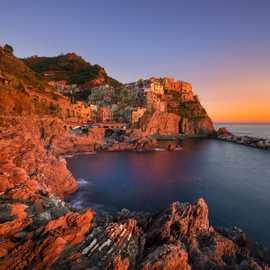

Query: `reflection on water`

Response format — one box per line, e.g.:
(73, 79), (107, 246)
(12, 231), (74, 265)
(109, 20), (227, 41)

(67, 139), (270, 246)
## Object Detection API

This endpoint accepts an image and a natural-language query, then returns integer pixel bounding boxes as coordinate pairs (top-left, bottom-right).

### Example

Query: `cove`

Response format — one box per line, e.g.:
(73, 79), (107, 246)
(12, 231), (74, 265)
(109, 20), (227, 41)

(67, 139), (270, 246)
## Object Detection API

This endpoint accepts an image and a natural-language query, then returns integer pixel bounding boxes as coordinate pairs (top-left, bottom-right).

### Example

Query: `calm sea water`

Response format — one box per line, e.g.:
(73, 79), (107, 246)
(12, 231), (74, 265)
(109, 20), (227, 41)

(67, 139), (270, 246)
(215, 123), (270, 139)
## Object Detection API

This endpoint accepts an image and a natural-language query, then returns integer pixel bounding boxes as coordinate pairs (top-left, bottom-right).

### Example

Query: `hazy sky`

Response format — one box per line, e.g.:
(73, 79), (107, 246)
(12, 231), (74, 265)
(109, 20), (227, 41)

(1, 0), (270, 122)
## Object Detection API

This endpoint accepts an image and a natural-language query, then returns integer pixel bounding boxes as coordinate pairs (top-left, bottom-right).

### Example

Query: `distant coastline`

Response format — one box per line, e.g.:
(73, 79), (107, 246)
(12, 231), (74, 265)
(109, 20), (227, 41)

(214, 122), (270, 125)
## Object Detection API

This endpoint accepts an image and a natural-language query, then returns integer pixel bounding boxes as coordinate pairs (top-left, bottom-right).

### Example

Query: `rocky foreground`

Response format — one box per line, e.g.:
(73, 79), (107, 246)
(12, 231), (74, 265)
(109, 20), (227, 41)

(1, 192), (270, 270)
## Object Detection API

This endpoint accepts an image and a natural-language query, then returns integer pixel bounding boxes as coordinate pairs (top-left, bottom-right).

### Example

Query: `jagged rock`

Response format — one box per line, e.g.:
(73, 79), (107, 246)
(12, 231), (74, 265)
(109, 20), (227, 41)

(217, 127), (232, 137)
(0, 203), (31, 237)
(139, 242), (191, 270)
(77, 219), (144, 269)
(146, 198), (210, 245)
(217, 130), (270, 150)
(0, 209), (95, 269)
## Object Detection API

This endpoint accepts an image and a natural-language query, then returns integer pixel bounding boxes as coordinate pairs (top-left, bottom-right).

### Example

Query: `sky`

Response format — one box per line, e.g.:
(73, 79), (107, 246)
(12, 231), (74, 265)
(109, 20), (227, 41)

(1, 0), (270, 122)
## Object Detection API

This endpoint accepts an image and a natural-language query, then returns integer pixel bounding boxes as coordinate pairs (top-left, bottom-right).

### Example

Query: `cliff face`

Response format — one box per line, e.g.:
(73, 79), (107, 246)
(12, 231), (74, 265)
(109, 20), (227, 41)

(166, 92), (215, 136)
(140, 111), (214, 137)
(141, 111), (181, 136)
(0, 116), (105, 197)
(139, 96), (215, 137)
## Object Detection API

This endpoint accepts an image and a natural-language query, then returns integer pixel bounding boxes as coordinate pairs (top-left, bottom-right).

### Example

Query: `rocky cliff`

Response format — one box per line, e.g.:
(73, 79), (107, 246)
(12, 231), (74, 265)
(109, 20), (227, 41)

(139, 93), (215, 137)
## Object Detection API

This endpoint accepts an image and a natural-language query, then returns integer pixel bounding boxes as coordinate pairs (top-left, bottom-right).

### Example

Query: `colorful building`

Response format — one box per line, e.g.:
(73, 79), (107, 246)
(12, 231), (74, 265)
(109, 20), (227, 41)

(97, 106), (112, 122)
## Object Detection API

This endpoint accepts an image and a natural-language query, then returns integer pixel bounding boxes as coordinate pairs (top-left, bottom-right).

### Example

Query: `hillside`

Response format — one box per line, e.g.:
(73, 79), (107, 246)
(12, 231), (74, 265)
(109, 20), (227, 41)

(23, 53), (121, 88)
(0, 45), (93, 119)
(0, 45), (45, 91)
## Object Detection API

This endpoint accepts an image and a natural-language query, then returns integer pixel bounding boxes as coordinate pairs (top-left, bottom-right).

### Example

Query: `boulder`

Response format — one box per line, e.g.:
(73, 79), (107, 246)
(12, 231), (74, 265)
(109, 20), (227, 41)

(217, 127), (232, 137)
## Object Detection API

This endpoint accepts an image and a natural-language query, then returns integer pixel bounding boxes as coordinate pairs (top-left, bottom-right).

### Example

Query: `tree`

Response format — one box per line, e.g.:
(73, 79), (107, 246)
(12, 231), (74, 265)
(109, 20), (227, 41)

(3, 44), (14, 54)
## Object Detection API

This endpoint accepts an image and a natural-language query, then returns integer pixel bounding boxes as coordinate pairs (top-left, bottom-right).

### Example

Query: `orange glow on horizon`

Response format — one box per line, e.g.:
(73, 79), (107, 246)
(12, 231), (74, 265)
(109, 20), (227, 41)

(207, 101), (270, 123)
(194, 58), (270, 124)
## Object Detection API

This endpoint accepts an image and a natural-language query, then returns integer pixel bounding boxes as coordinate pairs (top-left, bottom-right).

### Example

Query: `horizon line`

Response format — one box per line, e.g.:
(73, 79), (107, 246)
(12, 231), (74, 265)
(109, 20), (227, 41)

(214, 121), (270, 124)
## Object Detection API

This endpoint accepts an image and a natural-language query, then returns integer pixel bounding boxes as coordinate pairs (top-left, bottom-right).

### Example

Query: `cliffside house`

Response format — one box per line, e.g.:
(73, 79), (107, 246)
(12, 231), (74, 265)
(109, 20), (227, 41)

(144, 78), (164, 95)
(71, 101), (91, 119)
(125, 78), (164, 95)
(48, 80), (80, 94)
(163, 77), (192, 92)
(145, 91), (167, 113)
(163, 77), (194, 101)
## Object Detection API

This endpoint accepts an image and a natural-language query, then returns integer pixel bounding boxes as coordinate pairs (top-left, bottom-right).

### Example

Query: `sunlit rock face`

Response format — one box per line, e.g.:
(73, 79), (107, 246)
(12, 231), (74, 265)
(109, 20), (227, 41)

(0, 116), (106, 198)
(140, 111), (214, 137)
(0, 198), (263, 269)
(124, 77), (215, 137)
(141, 111), (181, 136)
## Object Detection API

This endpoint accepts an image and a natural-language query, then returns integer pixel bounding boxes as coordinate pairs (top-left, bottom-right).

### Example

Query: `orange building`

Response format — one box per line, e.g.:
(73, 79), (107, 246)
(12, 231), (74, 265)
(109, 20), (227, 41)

(97, 106), (112, 122)
(163, 77), (192, 93)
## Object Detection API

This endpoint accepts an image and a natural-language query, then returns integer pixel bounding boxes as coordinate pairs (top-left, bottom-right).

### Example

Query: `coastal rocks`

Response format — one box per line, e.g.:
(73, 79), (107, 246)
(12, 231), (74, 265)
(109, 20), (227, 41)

(56, 218), (144, 269)
(217, 127), (232, 137)
(140, 242), (191, 270)
(0, 195), (270, 269)
(0, 194), (95, 270)
(146, 199), (210, 245)
(217, 128), (270, 150)
(0, 116), (105, 198)
(0, 203), (31, 237)
(141, 198), (270, 270)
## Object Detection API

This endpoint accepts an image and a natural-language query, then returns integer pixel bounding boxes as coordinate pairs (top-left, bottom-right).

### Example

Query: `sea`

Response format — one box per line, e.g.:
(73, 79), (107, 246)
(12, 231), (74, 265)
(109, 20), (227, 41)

(66, 124), (270, 246)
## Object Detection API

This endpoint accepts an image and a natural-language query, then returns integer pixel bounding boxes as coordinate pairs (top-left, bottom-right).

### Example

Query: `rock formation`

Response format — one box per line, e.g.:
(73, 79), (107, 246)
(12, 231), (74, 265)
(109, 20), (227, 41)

(1, 193), (269, 269)
(217, 128), (270, 150)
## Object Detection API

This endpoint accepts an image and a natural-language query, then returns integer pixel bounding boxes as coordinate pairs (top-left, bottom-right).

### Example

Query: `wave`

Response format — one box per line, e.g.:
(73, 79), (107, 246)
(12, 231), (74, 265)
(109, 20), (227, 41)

(77, 177), (89, 186)
(71, 199), (84, 209)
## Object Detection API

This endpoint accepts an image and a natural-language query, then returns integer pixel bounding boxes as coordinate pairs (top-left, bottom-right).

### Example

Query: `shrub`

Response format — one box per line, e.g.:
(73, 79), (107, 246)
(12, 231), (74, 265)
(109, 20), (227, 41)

(3, 44), (14, 54)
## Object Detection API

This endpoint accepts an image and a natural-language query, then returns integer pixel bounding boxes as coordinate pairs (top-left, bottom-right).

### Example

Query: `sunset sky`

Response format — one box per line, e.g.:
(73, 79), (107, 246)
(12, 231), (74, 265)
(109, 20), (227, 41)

(1, 0), (270, 122)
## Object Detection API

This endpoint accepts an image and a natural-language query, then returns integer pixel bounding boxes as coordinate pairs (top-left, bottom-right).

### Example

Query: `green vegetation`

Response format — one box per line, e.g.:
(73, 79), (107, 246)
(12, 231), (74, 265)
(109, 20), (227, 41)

(23, 53), (121, 87)
(178, 101), (207, 119)
(3, 44), (14, 54)
(66, 89), (92, 102)
(166, 91), (207, 120)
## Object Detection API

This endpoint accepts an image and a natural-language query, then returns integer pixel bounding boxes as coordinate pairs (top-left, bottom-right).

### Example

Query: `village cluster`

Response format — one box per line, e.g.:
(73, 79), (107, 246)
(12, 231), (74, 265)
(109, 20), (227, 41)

(47, 76), (195, 125)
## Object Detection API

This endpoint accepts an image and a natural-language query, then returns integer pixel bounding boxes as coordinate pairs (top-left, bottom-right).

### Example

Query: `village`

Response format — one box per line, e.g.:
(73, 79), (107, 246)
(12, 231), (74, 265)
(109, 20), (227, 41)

(47, 76), (195, 127)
